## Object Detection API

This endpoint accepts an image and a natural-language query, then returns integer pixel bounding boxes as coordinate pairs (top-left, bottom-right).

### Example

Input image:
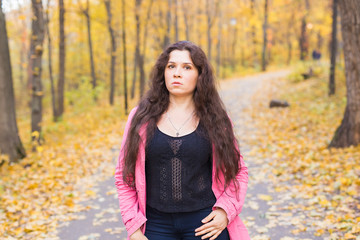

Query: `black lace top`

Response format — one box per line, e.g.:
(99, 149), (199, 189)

(145, 122), (216, 213)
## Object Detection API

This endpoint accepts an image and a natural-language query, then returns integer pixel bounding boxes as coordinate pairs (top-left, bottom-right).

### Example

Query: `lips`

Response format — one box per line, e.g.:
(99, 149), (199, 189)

(172, 82), (182, 85)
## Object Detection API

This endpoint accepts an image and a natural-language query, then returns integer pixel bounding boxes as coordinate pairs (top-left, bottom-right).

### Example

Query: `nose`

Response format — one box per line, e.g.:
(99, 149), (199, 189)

(173, 66), (182, 78)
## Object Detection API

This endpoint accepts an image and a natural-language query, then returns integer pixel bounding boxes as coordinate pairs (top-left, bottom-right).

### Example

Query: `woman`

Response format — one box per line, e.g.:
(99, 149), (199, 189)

(115, 41), (249, 240)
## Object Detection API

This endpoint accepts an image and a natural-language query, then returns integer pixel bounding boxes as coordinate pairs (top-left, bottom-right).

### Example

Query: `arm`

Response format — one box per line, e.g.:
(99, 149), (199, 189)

(213, 153), (248, 224)
(114, 107), (147, 236)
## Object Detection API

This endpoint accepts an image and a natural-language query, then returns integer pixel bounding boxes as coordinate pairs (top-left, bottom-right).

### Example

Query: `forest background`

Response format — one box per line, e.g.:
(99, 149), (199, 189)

(1, 0), (359, 239)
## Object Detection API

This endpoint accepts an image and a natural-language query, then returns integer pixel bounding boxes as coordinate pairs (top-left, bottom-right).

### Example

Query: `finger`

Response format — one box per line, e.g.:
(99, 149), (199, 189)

(201, 229), (219, 240)
(210, 231), (221, 240)
(202, 211), (215, 223)
(195, 221), (213, 232)
(195, 226), (215, 236)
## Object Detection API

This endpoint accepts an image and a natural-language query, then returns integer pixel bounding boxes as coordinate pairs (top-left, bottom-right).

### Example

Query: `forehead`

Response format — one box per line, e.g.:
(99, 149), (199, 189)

(168, 50), (193, 63)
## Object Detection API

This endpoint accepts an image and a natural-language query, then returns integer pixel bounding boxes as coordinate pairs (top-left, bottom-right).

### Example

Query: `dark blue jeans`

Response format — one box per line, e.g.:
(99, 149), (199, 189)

(144, 205), (230, 240)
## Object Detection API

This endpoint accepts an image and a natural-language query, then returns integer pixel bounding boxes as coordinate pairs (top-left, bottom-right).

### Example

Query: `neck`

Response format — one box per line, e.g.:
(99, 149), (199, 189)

(168, 94), (195, 112)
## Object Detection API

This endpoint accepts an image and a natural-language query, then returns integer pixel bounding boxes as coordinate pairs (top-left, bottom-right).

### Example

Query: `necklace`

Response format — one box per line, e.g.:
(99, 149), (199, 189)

(166, 110), (195, 137)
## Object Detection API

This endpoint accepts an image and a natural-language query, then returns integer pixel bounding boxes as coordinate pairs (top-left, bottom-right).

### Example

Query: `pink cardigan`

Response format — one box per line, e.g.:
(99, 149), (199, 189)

(115, 107), (250, 240)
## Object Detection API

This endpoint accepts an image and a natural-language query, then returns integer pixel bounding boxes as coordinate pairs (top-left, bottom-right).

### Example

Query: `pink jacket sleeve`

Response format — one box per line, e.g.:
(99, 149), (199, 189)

(213, 153), (248, 224)
(114, 107), (147, 237)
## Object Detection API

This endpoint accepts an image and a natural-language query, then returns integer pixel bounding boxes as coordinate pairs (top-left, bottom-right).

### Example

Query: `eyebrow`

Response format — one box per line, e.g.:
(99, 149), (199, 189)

(168, 61), (195, 66)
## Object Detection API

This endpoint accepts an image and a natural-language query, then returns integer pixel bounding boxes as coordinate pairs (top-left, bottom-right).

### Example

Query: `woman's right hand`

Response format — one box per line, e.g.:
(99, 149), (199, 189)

(129, 228), (148, 240)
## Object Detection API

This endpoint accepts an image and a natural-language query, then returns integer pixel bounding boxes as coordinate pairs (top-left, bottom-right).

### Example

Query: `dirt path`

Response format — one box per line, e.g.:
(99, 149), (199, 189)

(57, 69), (318, 240)
(220, 70), (322, 240)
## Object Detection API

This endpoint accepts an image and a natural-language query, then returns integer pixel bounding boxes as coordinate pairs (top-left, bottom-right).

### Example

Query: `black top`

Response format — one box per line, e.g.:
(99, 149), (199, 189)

(145, 122), (216, 213)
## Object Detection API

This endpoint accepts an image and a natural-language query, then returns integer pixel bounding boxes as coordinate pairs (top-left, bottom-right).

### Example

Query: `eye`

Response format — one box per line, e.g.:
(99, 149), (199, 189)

(167, 64), (175, 69)
(184, 65), (192, 70)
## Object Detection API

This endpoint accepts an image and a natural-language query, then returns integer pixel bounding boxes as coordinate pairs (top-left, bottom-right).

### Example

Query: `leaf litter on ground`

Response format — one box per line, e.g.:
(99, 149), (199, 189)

(242, 66), (360, 239)
(0, 100), (135, 239)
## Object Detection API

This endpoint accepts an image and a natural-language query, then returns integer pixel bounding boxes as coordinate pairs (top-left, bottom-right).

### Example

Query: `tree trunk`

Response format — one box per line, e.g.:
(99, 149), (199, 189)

(139, 54), (145, 97)
(299, 0), (310, 61)
(121, 0), (128, 114)
(29, 0), (45, 147)
(55, 0), (65, 121)
(250, 0), (257, 66)
(329, 0), (360, 148)
(163, 0), (171, 49)
(19, 6), (27, 90)
(174, 0), (179, 42)
(329, 0), (338, 96)
(206, 0), (218, 62)
(139, 0), (154, 98)
(0, 2), (26, 163)
(131, 52), (137, 99)
(216, 3), (222, 77)
(261, 0), (268, 71)
(104, 0), (116, 105)
(206, 0), (212, 61)
(181, 0), (190, 40)
(131, 0), (142, 99)
(45, 0), (56, 122)
(82, 0), (96, 94)
(287, 37), (292, 65)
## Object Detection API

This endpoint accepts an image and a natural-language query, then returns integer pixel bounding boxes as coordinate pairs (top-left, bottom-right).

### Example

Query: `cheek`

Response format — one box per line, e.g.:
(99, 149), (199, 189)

(164, 71), (171, 83)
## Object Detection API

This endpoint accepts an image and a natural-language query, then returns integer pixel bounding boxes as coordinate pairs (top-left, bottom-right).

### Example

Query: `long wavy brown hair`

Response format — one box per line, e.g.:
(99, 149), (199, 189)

(123, 41), (241, 192)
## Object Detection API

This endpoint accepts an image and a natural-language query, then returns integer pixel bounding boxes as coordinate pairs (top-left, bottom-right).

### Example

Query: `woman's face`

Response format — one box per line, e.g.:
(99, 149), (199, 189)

(164, 50), (199, 98)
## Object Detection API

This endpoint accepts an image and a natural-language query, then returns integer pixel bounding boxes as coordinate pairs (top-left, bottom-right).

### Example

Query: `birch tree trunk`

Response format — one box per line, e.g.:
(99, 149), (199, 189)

(0, 1), (26, 163)
(29, 0), (45, 147)
(329, 0), (360, 148)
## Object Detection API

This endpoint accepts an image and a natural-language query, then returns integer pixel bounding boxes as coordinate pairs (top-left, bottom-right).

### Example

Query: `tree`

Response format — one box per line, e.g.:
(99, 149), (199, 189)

(329, 0), (338, 96)
(45, 0), (56, 121)
(121, 0), (128, 114)
(29, 0), (45, 147)
(299, 0), (310, 60)
(250, 0), (258, 66)
(0, 0), (26, 163)
(329, 0), (360, 148)
(163, 0), (171, 49)
(104, 0), (117, 105)
(205, 0), (219, 62)
(55, 0), (65, 121)
(181, 0), (190, 40)
(174, 0), (179, 42)
(79, 0), (97, 94)
(131, 0), (153, 98)
(261, 0), (268, 71)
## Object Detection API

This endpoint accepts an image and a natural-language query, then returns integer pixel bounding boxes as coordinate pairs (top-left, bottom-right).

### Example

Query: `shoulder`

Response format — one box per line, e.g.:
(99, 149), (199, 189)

(127, 106), (139, 121)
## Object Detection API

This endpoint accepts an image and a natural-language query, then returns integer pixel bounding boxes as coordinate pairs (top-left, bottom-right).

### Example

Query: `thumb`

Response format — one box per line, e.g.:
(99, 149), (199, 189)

(202, 212), (215, 223)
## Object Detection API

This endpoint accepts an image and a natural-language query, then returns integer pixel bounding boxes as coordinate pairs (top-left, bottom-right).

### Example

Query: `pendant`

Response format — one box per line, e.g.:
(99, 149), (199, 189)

(176, 132), (179, 137)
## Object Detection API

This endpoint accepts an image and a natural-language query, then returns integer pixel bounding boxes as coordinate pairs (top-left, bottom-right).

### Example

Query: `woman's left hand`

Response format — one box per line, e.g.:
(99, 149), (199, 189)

(194, 208), (229, 240)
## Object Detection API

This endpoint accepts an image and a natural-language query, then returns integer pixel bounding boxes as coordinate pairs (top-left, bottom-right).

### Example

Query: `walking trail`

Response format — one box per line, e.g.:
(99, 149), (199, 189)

(57, 69), (319, 240)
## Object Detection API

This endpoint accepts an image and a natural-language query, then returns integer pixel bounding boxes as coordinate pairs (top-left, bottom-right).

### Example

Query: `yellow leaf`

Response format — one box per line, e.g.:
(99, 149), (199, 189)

(36, 146), (43, 153)
(65, 198), (74, 207)
(258, 194), (273, 201)
(319, 199), (330, 207)
(314, 229), (324, 236)
(31, 131), (39, 138)
(85, 190), (96, 197)
(344, 232), (356, 240)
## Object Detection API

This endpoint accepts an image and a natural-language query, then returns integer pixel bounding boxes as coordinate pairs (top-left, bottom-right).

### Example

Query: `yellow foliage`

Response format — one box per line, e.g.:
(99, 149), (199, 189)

(245, 64), (360, 238)
(0, 99), (136, 238)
